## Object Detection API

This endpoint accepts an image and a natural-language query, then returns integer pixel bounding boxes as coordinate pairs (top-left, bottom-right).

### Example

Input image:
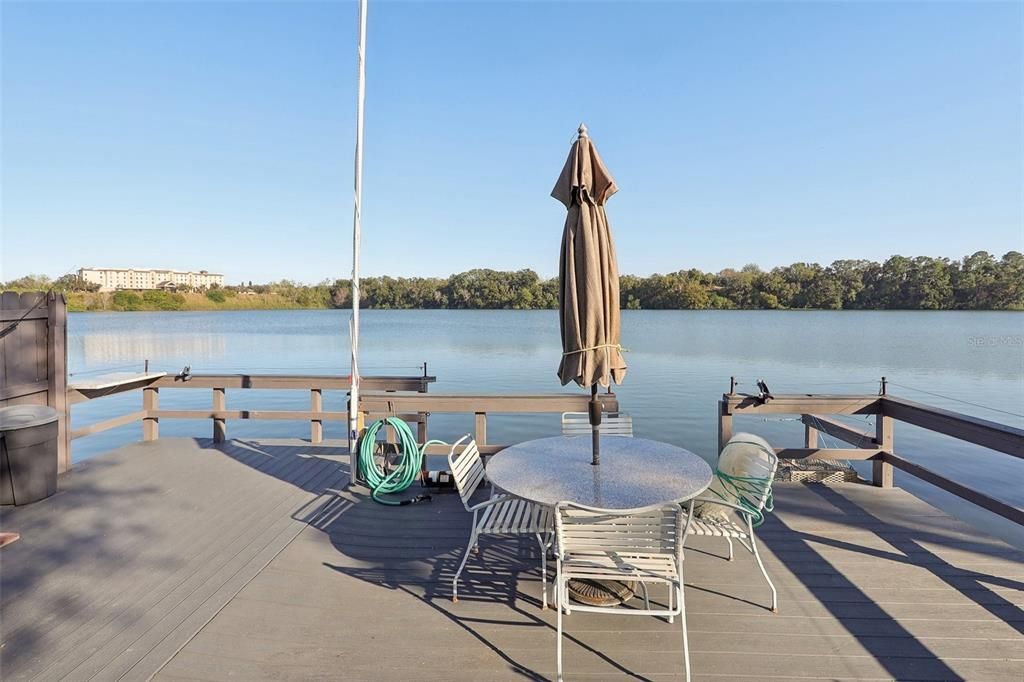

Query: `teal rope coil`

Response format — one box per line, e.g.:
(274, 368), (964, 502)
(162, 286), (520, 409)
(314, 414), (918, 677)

(358, 416), (445, 505)
(706, 469), (775, 527)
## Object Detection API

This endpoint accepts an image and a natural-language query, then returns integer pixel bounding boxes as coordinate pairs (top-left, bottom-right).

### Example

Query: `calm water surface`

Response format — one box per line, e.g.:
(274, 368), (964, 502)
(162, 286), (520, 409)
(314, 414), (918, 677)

(69, 310), (1023, 542)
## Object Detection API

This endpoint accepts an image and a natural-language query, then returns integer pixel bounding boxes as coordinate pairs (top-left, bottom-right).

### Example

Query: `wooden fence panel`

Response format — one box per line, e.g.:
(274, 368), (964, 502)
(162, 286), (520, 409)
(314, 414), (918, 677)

(0, 292), (69, 471)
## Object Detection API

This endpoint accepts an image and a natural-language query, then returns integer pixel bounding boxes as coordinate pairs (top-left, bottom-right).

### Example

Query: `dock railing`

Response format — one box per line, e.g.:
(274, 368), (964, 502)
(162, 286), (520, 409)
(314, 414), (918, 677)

(69, 373), (436, 446)
(356, 390), (619, 455)
(719, 390), (1024, 526)
(68, 371), (618, 461)
(65, 370), (1022, 526)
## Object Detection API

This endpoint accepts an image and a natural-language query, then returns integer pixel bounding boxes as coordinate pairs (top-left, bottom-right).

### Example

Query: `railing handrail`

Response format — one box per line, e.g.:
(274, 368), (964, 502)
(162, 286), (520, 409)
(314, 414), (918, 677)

(69, 373), (435, 404)
(69, 373), (434, 444)
(718, 392), (1024, 527)
(880, 395), (1023, 459)
(67, 372), (618, 459)
(70, 377), (1023, 527)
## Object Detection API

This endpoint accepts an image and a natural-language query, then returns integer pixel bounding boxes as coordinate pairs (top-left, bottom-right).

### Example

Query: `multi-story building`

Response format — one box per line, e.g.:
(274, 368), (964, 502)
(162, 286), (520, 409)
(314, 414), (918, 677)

(78, 267), (225, 292)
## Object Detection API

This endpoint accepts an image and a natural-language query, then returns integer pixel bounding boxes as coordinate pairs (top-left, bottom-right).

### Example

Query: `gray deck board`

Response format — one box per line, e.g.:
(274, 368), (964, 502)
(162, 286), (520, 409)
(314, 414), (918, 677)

(2, 438), (1022, 681)
(0, 438), (346, 681)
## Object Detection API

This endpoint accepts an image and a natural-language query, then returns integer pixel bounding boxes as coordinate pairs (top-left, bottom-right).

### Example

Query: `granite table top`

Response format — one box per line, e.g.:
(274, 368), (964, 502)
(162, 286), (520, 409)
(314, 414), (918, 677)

(486, 436), (713, 510)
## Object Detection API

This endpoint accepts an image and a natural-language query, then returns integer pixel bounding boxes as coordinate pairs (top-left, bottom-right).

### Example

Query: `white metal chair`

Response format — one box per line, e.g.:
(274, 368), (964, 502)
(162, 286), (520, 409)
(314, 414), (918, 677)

(448, 435), (553, 607)
(560, 411), (633, 437)
(554, 501), (692, 682)
(682, 437), (779, 612)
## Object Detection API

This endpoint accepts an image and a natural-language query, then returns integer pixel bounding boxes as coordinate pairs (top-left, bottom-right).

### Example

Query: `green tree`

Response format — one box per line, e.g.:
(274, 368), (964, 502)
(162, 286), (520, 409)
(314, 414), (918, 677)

(715, 266), (760, 308)
(756, 270), (799, 308)
(953, 251), (998, 309)
(904, 257), (953, 309)
(141, 290), (185, 310)
(876, 256), (913, 308)
(774, 263), (824, 308)
(51, 274), (101, 292)
(826, 260), (870, 308)
(3, 274), (52, 291)
(112, 290), (143, 311)
(991, 251), (1024, 309)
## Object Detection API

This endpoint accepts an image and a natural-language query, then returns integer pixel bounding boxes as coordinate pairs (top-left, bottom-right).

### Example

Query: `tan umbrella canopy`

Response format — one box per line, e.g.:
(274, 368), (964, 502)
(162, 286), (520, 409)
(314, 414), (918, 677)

(553, 124), (627, 465)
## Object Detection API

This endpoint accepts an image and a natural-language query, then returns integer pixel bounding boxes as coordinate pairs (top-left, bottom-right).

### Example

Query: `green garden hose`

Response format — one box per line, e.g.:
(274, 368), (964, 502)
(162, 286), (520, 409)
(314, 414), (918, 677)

(706, 470), (775, 527)
(357, 417), (444, 505)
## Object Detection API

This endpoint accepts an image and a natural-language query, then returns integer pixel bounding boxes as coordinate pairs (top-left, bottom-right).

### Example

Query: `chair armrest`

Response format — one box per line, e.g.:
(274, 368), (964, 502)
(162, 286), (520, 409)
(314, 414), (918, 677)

(689, 496), (753, 517)
(466, 493), (511, 513)
(447, 434), (471, 458)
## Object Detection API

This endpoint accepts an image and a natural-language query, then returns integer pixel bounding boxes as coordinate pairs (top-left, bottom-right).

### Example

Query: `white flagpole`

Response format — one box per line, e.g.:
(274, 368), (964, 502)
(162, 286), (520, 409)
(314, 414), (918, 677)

(348, 0), (367, 474)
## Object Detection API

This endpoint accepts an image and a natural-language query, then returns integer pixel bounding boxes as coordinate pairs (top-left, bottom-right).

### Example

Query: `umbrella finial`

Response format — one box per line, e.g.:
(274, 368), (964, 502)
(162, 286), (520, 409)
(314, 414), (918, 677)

(578, 123), (589, 139)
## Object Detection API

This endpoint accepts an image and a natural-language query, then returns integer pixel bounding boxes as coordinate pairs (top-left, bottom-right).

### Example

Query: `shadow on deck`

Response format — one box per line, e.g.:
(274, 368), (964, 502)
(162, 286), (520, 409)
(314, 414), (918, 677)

(1, 438), (1022, 681)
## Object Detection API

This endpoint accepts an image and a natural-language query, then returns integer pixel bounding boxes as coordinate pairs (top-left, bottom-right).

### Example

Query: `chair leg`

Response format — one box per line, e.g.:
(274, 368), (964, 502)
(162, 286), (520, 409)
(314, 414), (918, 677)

(564, 573), (572, 615)
(639, 580), (650, 611)
(726, 536), (734, 561)
(452, 527), (478, 603)
(667, 582), (674, 624)
(556, 576), (564, 682)
(749, 530), (778, 612)
(535, 533), (548, 610)
(678, 581), (690, 682)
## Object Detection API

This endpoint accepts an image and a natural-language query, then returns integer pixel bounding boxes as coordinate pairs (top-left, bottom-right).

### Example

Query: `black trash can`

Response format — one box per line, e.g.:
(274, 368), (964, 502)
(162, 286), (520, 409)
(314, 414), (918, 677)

(0, 405), (59, 505)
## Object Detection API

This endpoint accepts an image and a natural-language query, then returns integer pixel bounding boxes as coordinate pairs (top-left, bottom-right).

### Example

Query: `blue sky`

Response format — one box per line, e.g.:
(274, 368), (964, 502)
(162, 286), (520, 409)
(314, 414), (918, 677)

(2, 1), (1021, 284)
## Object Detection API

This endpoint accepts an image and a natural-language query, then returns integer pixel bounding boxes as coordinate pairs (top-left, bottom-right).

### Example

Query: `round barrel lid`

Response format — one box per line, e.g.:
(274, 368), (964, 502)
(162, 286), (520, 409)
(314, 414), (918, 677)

(0, 405), (59, 430)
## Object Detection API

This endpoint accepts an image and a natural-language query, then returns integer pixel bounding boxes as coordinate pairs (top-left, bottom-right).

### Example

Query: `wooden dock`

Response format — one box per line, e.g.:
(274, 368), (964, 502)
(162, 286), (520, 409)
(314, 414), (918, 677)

(2, 437), (1022, 681)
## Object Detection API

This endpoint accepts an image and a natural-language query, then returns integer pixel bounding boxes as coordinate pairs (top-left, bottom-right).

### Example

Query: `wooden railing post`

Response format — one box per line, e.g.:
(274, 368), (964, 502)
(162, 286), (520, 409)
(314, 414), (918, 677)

(310, 389), (323, 443)
(873, 413), (894, 488)
(418, 412), (428, 444)
(213, 387), (226, 443)
(143, 387), (159, 441)
(474, 412), (487, 447)
(804, 417), (819, 449)
(717, 400), (732, 455)
(46, 293), (70, 472)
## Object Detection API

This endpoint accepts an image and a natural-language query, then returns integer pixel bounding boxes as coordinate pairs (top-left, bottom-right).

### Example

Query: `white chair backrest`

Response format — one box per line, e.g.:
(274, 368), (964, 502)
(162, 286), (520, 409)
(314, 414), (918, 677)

(717, 433), (779, 512)
(447, 435), (486, 510)
(555, 503), (682, 560)
(561, 412), (633, 437)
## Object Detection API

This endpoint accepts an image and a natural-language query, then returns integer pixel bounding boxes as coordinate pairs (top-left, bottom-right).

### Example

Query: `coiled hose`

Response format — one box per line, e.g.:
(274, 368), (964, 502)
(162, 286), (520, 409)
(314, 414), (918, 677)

(705, 470), (774, 527)
(357, 417), (443, 505)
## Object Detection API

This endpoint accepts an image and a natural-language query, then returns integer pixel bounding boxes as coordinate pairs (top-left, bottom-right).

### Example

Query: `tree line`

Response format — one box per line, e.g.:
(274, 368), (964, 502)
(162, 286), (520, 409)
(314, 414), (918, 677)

(4, 251), (1021, 311)
(329, 251), (1023, 311)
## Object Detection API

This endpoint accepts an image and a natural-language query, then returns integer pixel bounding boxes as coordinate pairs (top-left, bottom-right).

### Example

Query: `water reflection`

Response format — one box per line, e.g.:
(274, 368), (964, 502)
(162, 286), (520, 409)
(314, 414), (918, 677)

(76, 332), (228, 367)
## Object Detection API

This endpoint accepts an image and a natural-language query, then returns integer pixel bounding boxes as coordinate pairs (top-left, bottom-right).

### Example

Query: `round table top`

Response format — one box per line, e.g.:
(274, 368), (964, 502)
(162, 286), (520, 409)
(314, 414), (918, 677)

(487, 436), (713, 510)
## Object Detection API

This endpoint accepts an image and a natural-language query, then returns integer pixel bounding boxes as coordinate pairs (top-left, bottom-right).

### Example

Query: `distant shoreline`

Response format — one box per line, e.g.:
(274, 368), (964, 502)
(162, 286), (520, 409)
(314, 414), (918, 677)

(7, 251), (1023, 312)
(62, 299), (1022, 314)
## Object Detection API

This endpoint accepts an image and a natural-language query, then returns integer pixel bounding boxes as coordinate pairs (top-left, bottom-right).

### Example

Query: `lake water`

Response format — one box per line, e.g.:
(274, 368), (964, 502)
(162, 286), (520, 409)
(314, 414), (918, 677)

(69, 309), (1024, 545)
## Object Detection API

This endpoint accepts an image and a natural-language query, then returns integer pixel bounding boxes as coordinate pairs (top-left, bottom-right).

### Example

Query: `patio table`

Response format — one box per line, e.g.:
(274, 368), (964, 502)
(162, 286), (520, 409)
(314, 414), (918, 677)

(486, 435), (713, 605)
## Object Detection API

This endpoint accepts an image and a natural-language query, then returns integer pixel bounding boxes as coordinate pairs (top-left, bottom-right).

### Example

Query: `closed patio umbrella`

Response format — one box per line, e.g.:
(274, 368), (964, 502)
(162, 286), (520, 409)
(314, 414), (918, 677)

(553, 124), (627, 465)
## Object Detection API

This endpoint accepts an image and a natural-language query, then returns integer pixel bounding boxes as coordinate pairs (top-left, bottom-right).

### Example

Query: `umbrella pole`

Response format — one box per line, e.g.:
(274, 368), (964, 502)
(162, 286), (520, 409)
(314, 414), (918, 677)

(589, 384), (601, 466)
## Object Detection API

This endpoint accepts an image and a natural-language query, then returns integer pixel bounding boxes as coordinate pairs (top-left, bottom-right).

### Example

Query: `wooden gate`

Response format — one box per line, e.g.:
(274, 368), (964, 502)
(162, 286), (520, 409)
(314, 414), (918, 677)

(0, 291), (69, 472)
